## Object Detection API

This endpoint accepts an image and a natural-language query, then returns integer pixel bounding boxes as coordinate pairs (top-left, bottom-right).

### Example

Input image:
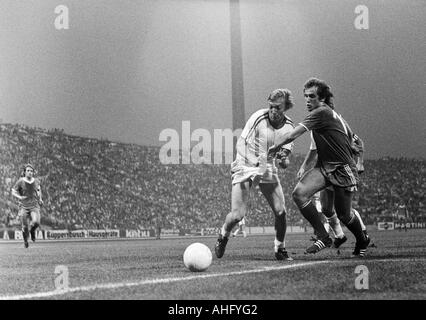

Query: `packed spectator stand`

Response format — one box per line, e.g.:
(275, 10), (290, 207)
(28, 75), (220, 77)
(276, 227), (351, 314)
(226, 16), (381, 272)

(1, 123), (425, 231)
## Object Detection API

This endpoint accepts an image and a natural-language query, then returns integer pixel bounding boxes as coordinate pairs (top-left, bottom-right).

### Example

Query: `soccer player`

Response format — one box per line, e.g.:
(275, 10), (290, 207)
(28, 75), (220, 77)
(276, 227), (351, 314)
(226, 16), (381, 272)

(215, 88), (295, 261)
(11, 164), (43, 248)
(298, 134), (347, 248)
(232, 217), (247, 238)
(300, 132), (373, 254)
(269, 77), (369, 257)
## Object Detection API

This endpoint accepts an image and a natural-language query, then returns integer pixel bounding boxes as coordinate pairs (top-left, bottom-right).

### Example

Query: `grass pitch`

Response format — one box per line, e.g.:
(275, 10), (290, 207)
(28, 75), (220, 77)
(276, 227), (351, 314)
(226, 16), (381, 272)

(0, 229), (425, 300)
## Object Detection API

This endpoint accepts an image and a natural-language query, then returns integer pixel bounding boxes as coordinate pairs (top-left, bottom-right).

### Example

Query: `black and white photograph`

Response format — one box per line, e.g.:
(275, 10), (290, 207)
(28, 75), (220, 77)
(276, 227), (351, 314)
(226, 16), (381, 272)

(0, 0), (425, 305)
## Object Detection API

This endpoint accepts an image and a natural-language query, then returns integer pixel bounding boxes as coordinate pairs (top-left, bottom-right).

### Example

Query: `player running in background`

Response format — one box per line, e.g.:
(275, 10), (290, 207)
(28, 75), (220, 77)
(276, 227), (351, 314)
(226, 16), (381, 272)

(215, 88), (295, 261)
(232, 217), (247, 237)
(11, 164), (43, 248)
(269, 77), (369, 257)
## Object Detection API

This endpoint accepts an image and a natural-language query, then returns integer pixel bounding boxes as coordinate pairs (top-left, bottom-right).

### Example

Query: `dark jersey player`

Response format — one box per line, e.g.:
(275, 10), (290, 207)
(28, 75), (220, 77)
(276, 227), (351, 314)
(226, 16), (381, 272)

(269, 77), (369, 257)
(12, 164), (43, 248)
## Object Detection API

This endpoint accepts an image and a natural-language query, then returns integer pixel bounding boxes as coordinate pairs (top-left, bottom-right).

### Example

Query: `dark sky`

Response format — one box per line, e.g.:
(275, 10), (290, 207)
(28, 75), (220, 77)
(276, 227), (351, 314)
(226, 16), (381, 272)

(0, 0), (425, 159)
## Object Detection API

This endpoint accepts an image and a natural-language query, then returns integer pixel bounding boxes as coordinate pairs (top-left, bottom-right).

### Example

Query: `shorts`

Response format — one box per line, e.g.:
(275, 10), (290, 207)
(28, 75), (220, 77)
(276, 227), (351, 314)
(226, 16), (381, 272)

(319, 163), (359, 192)
(231, 160), (279, 185)
(18, 207), (40, 218)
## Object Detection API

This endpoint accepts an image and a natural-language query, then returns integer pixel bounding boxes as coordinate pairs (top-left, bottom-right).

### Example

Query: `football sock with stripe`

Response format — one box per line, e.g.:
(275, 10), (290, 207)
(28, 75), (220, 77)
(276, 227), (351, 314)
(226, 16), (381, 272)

(300, 201), (329, 239)
(352, 209), (366, 231)
(344, 213), (366, 244)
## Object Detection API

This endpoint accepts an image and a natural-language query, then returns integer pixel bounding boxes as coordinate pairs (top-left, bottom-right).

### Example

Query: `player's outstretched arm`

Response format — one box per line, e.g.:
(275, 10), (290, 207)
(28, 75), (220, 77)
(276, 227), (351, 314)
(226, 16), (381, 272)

(297, 149), (317, 179)
(268, 125), (307, 157)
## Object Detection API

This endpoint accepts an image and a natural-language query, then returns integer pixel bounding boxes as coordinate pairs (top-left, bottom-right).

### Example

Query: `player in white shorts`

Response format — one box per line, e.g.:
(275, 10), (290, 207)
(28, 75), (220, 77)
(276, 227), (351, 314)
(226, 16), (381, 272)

(215, 88), (295, 261)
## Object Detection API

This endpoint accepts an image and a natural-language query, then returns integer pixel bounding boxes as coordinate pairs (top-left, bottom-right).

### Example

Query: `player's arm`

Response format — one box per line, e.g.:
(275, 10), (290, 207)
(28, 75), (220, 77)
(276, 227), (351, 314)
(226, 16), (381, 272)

(276, 147), (292, 169)
(353, 134), (365, 174)
(268, 125), (307, 157)
(36, 182), (44, 206)
(11, 184), (26, 201)
(297, 149), (318, 179)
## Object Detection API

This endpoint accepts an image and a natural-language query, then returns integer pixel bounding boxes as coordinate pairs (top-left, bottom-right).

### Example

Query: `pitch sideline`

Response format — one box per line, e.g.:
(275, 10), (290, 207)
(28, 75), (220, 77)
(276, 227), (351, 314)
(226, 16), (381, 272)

(0, 260), (331, 300)
(1, 257), (423, 300)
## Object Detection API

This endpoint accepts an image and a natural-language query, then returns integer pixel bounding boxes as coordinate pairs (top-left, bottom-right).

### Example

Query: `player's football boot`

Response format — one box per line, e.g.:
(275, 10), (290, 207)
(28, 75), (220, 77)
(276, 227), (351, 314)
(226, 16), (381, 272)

(352, 235), (371, 257)
(275, 248), (293, 261)
(333, 235), (348, 249)
(305, 236), (333, 254)
(214, 234), (228, 258)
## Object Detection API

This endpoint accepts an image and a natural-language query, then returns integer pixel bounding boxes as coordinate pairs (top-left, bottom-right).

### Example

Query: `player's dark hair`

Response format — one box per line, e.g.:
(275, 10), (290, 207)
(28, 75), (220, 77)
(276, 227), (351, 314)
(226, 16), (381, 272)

(303, 77), (334, 109)
(267, 88), (294, 111)
(22, 163), (35, 176)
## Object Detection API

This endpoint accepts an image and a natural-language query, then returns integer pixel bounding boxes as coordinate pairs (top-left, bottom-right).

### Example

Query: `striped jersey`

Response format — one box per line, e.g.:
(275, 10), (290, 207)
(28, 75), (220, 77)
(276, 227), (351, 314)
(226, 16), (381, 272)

(237, 108), (294, 166)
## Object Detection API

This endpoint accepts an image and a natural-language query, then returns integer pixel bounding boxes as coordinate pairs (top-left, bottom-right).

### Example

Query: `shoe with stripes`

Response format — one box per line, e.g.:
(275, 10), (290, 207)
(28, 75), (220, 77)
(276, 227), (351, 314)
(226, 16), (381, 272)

(352, 236), (370, 257)
(305, 236), (333, 254)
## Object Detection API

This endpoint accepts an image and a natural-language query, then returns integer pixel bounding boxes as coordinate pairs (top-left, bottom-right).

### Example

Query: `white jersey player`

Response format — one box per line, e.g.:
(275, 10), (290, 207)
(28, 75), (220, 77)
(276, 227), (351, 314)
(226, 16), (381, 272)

(215, 88), (295, 261)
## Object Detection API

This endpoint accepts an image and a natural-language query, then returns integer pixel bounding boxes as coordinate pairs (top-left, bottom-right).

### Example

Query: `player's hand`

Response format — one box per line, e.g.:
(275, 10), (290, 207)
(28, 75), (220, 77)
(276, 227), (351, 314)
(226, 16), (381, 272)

(268, 145), (280, 158)
(357, 163), (365, 174)
(277, 157), (290, 169)
(297, 167), (305, 179)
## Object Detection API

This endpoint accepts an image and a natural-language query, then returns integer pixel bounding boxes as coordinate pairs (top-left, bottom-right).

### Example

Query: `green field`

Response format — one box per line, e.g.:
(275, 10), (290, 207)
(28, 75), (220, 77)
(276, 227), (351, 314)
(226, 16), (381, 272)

(0, 229), (425, 300)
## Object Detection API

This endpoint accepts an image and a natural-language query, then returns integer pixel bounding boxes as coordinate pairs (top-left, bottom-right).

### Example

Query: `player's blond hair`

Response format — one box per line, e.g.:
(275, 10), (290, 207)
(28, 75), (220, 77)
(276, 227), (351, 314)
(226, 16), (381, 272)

(267, 88), (294, 111)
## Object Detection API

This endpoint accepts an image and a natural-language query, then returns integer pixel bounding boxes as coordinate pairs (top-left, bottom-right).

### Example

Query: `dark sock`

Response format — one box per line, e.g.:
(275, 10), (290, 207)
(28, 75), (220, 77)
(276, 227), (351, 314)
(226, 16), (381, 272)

(31, 223), (39, 232)
(275, 211), (286, 242)
(23, 227), (29, 241)
(344, 214), (366, 243)
(299, 201), (329, 239)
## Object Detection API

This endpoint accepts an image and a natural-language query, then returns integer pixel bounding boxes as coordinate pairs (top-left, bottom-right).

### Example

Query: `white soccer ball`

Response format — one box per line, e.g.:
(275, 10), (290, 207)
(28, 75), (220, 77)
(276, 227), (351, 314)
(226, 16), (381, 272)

(183, 242), (212, 272)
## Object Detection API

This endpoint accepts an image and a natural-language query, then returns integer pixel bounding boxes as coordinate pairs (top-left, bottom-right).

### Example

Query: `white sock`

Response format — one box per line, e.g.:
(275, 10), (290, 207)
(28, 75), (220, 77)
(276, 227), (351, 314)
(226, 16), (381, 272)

(274, 239), (284, 252)
(324, 222), (331, 234)
(352, 209), (366, 231)
(327, 214), (345, 238)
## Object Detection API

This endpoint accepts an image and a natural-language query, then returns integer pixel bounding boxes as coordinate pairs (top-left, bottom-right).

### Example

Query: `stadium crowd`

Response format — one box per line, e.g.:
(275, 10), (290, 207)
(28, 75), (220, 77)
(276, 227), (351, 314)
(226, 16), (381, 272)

(1, 123), (425, 230)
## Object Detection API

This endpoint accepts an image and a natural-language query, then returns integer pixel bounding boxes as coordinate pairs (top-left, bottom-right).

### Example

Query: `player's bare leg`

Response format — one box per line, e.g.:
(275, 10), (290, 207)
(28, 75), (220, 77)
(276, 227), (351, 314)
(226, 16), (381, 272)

(21, 211), (30, 248)
(29, 209), (41, 242)
(292, 168), (332, 253)
(215, 181), (251, 258)
(259, 182), (292, 261)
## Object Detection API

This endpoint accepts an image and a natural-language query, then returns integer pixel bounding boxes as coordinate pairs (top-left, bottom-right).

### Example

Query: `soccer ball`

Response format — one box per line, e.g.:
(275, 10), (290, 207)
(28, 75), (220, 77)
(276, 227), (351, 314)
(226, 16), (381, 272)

(183, 242), (212, 272)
